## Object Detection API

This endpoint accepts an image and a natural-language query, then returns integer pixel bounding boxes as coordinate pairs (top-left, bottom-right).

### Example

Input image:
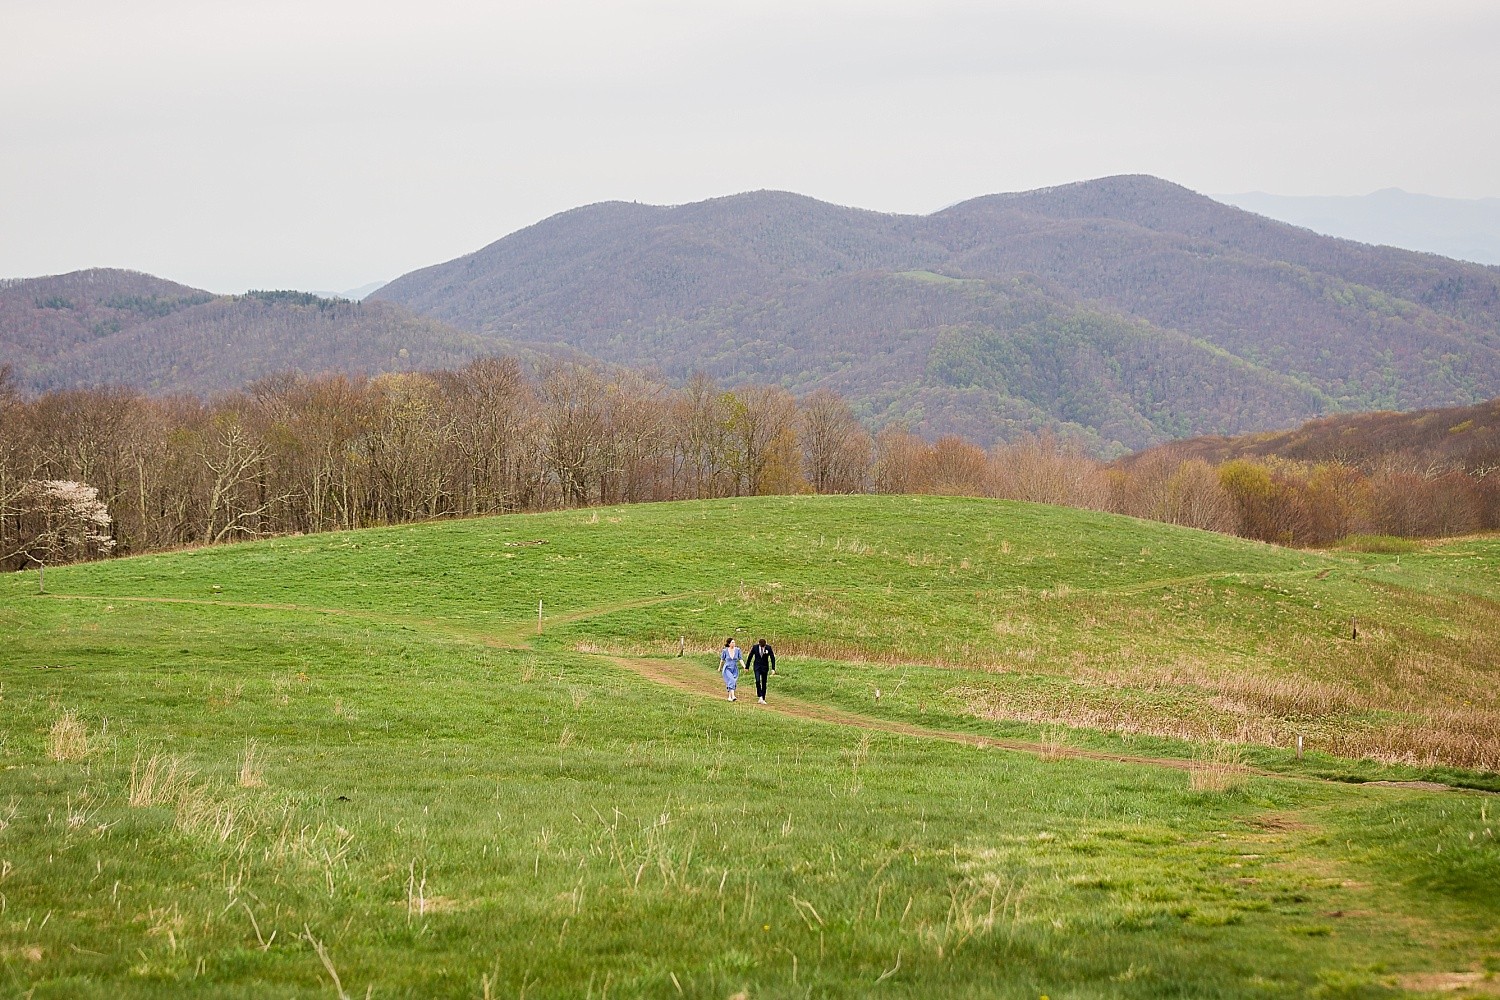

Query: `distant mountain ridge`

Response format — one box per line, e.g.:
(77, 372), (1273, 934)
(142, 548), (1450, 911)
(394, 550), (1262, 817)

(375, 175), (1500, 451)
(8, 176), (1500, 453)
(1217, 189), (1500, 267)
(308, 280), (388, 301)
(0, 269), (500, 394)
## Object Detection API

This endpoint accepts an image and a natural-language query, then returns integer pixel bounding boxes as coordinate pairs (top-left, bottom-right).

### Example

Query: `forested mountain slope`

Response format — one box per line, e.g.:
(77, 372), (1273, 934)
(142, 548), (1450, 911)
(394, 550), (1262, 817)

(1, 269), (505, 394)
(1126, 395), (1500, 474)
(376, 175), (1500, 452)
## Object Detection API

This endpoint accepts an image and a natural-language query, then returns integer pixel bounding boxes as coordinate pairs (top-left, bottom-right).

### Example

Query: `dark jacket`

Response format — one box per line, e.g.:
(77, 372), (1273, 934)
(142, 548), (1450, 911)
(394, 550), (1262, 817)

(747, 642), (775, 671)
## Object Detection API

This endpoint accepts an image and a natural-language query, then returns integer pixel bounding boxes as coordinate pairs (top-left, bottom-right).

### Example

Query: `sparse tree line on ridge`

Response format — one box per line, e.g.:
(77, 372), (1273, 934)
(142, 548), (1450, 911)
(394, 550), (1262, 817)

(2, 358), (1496, 573)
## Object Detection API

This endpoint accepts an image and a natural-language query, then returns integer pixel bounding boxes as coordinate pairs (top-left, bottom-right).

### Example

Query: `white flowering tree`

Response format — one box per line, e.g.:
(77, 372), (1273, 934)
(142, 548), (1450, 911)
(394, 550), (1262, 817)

(6, 480), (116, 593)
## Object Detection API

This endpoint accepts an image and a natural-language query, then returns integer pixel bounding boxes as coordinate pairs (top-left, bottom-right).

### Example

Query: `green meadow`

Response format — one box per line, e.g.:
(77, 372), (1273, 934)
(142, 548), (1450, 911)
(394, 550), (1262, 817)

(2, 495), (1497, 997)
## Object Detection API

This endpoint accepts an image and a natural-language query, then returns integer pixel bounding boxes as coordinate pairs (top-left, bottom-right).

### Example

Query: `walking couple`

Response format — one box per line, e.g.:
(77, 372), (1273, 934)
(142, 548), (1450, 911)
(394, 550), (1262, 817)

(720, 637), (775, 703)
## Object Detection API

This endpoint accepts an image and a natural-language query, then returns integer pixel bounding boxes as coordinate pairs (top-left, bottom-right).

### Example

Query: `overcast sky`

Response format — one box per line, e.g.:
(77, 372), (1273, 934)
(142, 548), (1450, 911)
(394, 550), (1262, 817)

(3, 0), (1497, 293)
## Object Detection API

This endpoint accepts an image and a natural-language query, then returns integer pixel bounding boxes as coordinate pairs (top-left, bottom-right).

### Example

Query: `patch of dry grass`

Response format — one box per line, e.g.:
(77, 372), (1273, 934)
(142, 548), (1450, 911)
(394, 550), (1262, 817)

(238, 740), (267, 788)
(1190, 744), (1250, 793)
(129, 752), (194, 808)
(47, 710), (90, 761)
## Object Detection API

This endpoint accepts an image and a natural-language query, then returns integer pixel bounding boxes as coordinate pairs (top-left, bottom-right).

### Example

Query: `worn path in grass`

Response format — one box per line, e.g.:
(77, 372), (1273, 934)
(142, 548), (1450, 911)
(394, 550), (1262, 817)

(43, 590), (692, 648)
(597, 652), (1487, 797)
(43, 589), (1480, 792)
(602, 651), (1213, 773)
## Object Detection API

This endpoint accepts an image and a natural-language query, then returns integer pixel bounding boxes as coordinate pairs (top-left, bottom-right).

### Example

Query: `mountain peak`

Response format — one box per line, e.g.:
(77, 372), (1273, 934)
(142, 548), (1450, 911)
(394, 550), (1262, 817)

(372, 177), (1500, 450)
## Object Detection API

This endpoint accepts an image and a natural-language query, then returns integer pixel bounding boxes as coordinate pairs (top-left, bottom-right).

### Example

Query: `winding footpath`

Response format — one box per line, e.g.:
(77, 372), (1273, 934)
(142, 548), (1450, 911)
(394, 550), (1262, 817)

(44, 590), (1486, 793)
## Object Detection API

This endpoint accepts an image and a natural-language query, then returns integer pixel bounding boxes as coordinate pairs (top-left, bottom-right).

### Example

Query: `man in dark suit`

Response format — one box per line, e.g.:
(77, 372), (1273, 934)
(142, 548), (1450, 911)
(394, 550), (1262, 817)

(748, 638), (776, 704)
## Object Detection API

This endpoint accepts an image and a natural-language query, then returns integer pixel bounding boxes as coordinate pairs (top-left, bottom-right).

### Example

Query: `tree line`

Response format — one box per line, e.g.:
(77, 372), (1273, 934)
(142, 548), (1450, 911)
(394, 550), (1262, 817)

(2, 358), (1496, 572)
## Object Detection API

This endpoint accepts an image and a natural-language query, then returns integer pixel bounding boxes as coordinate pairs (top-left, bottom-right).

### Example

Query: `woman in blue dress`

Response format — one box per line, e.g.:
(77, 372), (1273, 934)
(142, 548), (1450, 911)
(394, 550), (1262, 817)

(720, 637), (742, 702)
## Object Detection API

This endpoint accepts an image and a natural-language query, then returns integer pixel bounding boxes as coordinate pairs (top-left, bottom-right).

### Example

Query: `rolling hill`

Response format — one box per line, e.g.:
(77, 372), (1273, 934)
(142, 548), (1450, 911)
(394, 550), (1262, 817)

(5, 495), (1498, 994)
(0, 269), (508, 394)
(375, 175), (1500, 452)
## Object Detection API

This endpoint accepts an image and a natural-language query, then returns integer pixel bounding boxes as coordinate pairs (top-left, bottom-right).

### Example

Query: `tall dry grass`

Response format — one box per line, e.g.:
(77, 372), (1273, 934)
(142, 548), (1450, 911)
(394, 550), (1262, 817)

(47, 711), (90, 761)
(128, 752), (194, 807)
(1189, 744), (1250, 793)
(238, 740), (267, 788)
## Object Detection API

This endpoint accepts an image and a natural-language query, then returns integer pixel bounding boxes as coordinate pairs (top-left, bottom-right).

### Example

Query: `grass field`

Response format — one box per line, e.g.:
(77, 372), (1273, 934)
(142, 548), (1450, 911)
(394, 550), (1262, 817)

(2, 495), (1497, 997)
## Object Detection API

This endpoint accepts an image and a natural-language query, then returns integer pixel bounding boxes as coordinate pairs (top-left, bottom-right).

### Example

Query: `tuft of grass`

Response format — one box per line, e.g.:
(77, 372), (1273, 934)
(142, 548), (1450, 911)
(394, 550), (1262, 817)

(238, 739), (267, 788)
(128, 752), (193, 807)
(46, 710), (89, 761)
(1037, 727), (1069, 761)
(1190, 743), (1251, 793)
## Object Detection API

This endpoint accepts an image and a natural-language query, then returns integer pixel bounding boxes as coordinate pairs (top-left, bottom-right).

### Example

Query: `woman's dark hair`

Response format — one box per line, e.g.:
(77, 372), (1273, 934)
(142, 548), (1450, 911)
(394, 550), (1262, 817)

(724, 637), (733, 647)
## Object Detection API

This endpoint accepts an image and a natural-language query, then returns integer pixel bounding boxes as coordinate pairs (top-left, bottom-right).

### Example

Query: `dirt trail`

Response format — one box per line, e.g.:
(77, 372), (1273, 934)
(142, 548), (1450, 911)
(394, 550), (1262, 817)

(44, 591), (688, 649)
(600, 654), (1496, 794)
(41, 590), (1483, 791)
(607, 652), (1228, 774)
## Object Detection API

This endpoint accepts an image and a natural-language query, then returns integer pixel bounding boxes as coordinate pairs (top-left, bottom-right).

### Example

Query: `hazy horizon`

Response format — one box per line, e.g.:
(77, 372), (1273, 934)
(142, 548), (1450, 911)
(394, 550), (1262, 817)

(4, 1), (1497, 293)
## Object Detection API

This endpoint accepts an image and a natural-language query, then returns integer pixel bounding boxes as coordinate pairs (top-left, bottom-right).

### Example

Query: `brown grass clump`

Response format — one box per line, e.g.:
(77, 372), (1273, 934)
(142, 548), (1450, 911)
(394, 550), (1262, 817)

(1037, 728), (1068, 762)
(128, 752), (193, 807)
(47, 710), (90, 761)
(1190, 744), (1250, 793)
(129, 752), (250, 847)
(174, 782), (243, 844)
(238, 740), (267, 788)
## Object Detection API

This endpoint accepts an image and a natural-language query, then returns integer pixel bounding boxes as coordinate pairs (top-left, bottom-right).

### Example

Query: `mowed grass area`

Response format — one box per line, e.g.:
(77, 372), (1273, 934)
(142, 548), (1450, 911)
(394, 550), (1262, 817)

(2, 495), (1498, 997)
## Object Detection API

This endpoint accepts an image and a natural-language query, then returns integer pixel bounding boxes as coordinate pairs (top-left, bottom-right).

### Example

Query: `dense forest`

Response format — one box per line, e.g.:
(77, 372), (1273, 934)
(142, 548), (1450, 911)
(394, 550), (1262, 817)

(375, 175), (1500, 450)
(3, 358), (1494, 574)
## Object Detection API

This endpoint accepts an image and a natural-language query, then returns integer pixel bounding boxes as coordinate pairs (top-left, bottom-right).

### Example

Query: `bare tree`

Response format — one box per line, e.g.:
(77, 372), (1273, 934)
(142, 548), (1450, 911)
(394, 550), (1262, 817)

(872, 428), (931, 495)
(726, 384), (800, 496)
(1159, 459), (1236, 532)
(672, 373), (734, 499)
(798, 389), (871, 494)
(990, 433), (1111, 510)
(539, 362), (611, 507)
(923, 435), (988, 496)
(0, 367), (37, 563)
(433, 357), (540, 514)
(602, 370), (673, 504)
(199, 411), (283, 543)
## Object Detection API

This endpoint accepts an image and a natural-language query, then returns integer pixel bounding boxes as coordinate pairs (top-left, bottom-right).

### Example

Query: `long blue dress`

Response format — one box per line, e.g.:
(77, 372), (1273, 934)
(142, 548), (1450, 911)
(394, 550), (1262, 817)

(721, 646), (742, 690)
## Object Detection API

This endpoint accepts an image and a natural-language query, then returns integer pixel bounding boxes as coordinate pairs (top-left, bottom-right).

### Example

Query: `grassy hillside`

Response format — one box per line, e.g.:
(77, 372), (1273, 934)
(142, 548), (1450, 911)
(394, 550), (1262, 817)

(374, 176), (1500, 450)
(3, 497), (1497, 996)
